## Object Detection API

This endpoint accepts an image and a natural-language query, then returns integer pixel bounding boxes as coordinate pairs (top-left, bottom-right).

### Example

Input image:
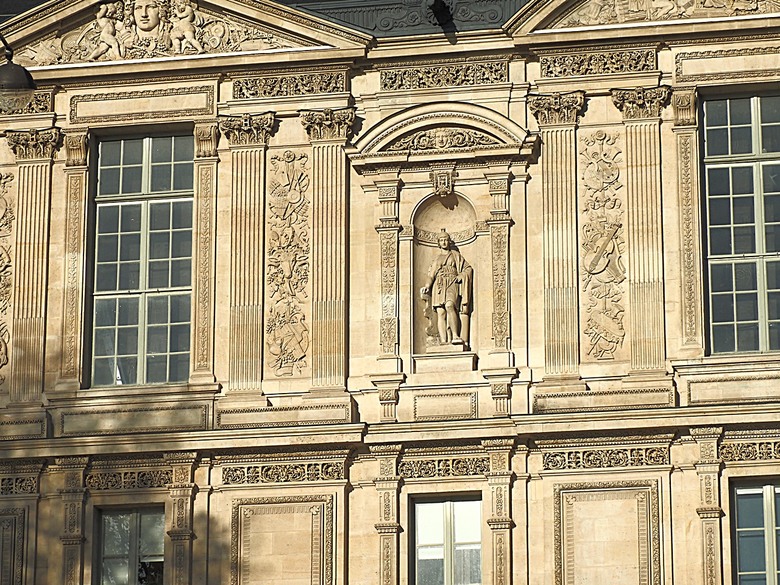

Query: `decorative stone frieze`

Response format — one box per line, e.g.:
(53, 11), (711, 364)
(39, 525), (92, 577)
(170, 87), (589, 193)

(6, 128), (61, 160)
(611, 86), (671, 120)
(380, 60), (508, 91)
(233, 71), (347, 99)
(219, 113), (274, 146)
(397, 456), (489, 478)
(542, 446), (669, 470)
(528, 91), (585, 126)
(388, 128), (499, 151)
(540, 49), (656, 77)
(222, 462), (345, 484)
(300, 107), (355, 141)
(85, 470), (173, 490)
(0, 90), (52, 116)
(265, 150), (310, 377)
(194, 121), (219, 158)
(63, 133), (88, 167)
(580, 130), (626, 360)
(18, 1), (302, 65)
(719, 439), (780, 461)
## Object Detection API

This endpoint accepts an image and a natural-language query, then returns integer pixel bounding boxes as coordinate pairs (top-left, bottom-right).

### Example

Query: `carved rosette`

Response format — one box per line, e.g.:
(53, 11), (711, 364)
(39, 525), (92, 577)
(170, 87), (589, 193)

(6, 128), (62, 161)
(265, 150), (310, 377)
(219, 113), (274, 147)
(529, 91), (585, 126)
(611, 86), (671, 120)
(580, 131), (626, 360)
(300, 108), (355, 142)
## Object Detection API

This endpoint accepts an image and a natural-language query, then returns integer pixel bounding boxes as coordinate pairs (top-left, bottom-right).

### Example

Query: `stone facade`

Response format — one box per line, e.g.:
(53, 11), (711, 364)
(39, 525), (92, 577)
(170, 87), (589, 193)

(0, 1), (777, 584)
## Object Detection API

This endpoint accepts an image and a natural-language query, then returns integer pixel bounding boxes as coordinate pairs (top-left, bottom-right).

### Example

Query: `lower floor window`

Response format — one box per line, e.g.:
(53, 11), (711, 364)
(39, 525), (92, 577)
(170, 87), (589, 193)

(734, 484), (780, 585)
(414, 498), (481, 585)
(99, 508), (165, 585)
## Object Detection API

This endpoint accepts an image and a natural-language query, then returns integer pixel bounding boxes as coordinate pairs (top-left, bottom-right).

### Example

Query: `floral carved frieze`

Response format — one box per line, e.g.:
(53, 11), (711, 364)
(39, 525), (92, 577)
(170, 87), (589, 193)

(554, 0), (777, 26)
(300, 107), (355, 141)
(6, 128), (62, 161)
(85, 470), (172, 490)
(0, 476), (38, 496)
(18, 0), (301, 65)
(580, 131), (626, 360)
(720, 440), (780, 462)
(222, 462), (345, 484)
(387, 127), (499, 151)
(219, 113), (274, 146)
(233, 72), (346, 99)
(0, 91), (52, 116)
(380, 61), (508, 91)
(611, 86), (671, 120)
(398, 456), (490, 478)
(540, 50), (656, 77)
(528, 92), (585, 126)
(543, 447), (670, 470)
(266, 150), (310, 376)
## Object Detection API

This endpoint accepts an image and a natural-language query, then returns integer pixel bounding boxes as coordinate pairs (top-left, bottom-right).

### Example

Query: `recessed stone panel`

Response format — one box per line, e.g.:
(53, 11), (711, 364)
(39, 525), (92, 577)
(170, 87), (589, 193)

(413, 392), (477, 421)
(533, 388), (673, 413)
(57, 404), (208, 436)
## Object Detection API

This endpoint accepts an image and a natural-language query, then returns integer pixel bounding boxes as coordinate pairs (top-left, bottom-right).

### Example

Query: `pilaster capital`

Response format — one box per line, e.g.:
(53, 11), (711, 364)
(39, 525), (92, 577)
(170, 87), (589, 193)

(375, 522), (402, 534)
(696, 506), (724, 520)
(194, 121), (220, 157)
(218, 112), (274, 147)
(528, 91), (585, 126)
(63, 133), (89, 167)
(611, 86), (671, 120)
(300, 107), (355, 142)
(6, 127), (62, 161)
(672, 87), (698, 127)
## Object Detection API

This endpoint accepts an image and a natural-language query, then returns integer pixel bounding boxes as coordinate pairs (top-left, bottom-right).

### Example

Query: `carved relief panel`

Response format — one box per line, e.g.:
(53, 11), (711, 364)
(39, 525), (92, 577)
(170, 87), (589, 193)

(0, 174), (14, 388)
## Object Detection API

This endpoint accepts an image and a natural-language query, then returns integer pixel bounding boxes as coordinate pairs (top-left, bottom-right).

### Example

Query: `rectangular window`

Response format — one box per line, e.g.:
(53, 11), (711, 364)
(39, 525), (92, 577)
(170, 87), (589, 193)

(704, 95), (780, 353)
(98, 508), (165, 585)
(413, 499), (481, 585)
(92, 136), (194, 386)
(733, 484), (780, 585)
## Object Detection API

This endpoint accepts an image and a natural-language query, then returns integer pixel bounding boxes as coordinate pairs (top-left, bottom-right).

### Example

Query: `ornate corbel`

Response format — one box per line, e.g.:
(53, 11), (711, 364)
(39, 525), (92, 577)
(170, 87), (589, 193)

(672, 87), (697, 127)
(63, 133), (88, 167)
(429, 164), (457, 198)
(194, 121), (219, 157)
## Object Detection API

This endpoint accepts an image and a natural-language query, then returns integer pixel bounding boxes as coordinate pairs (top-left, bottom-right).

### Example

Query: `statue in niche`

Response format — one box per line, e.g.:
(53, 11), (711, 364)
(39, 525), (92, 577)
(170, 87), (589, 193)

(419, 229), (473, 347)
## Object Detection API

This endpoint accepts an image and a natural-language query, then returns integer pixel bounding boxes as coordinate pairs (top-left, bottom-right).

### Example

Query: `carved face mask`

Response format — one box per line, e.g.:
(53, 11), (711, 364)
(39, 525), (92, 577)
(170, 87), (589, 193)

(133, 0), (161, 31)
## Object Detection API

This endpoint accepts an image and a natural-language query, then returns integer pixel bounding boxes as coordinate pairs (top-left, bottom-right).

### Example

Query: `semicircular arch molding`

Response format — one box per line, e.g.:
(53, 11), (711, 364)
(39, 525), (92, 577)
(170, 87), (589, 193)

(353, 102), (529, 155)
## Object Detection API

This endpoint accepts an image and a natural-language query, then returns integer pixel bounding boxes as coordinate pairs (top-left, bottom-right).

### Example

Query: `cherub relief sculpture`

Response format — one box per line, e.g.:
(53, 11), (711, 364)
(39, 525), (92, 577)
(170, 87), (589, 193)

(420, 229), (473, 347)
(18, 0), (292, 65)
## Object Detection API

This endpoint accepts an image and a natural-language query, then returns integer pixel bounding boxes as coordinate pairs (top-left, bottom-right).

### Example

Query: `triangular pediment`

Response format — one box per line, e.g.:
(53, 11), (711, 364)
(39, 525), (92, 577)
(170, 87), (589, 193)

(5, 0), (370, 67)
(539, 0), (780, 29)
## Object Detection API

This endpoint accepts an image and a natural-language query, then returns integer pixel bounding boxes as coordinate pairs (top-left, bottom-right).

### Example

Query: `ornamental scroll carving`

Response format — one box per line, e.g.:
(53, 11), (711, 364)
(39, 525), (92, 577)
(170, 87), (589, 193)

(219, 113), (274, 146)
(379, 230), (398, 355)
(300, 108), (355, 141)
(85, 470), (172, 490)
(0, 174), (14, 382)
(233, 72), (346, 99)
(611, 86), (671, 120)
(0, 476), (38, 495)
(540, 50), (656, 78)
(398, 456), (489, 478)
(222, 462), (345, 484)
(388, 128), (499, 151)
(380, 61), (508, 91)
(554, 0), (774, 26)
(720, 440), (780, 461)
(266, 150), (310, 376)
(6, 129), (61, 161)
(0, 91), (52, 116)
(543, 447), (669, 470)
(528, 92), (585, 126)
(18, 0), (299, 66)
(580, 131), (626, 360)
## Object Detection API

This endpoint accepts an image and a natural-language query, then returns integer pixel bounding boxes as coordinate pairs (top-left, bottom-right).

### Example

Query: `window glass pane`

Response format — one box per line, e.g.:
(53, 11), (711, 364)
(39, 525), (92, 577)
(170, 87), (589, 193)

(709, 199), (731, 225)
(146, 354), (167, 383)
(138, 561), (164, 585)
(707, 129), (728, 156)
(732, 127), (752, 154)
(98, 234), (118, 263)
(768, 262), (780, 289)
(171, 259), (191, 287)
(148, 261), (170, 289)
(103, 512), (131, 555)
(116, 356), (137, 385)
(417, 549), (444, 585)
(453, 501), (481, 543)
(171, 231), (191, 258)
(733, 197), (754, 224)
(99, 206), (120, 233)
(99, 168), (120, 196)
(764, 165), (780, 194)
(770, 322), (780, 350)
(121, 205), (141, 232)
(173, 163), (194, 191)
(710, 227), (732, 255)
(149, 233), (170, 260)
(96, 265), (118, 292)
(151, 136), (172, 163)
(733, 167), (754, 194)
(102, 558), (130, 585)
(119, 234), (141, 262)
(170, 295), (190, 323)
(738, 531), (766, 572)
(123, 139), (143, 164)
(735, 264), (757, 291)
(118, 263), (140, 290)
(95, 299), (117, 327)
(147, 326), (168, 354)
(173, 136), (194, 161)
(731, 99), (752, 125)
(147, 296), (169, 324)
(711, 264), (733, 292)
(765, 195), (780, 222)
(139, 511), (165, 558)
(121, 167), (142, 194)
(734, 226), (755, 254)
(762, 96), (780, 123)
(739, 575), (767, 585)
(454, 545), (481, 585)
(736, 293), (758, 321)
(93, 358), (115, 386)
(737, 323), (759, 351)
(151, 165), (172, 192)
(94, 329), (115, 356)
(117, 328), (138, 355)
(737, 493), (765, 529)
(712, 324), (735, 353)
(708, 168), (730, 195)
(416, 502), (444, 546)
(169, 353), (189, 382)
(706, 100), (728, 127)
(118, 298), (139, 325)
(172, 201), (192, 229)
(101, 141), (121, 166)
(762, 126), (780, 153)
(711, 295), (734, 323)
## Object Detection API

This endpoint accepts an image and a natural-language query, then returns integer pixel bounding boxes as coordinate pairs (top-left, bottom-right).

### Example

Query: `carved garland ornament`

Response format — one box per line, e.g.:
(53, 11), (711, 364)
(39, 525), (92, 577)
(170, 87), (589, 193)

(19, 0), (299, 65)
(0, 476), (37, 495)
(580, 131), (626, 360)
(540, 50), (656, 78)
(0, 91), (52, 116)
(85, 470), (172, 490)
(233, 72), (346, 99)
(720, 440), (780, 461)
(543, 447), (669, 470)
(222, 462), (345, 484)
(265, 150), (310, 376)
(380, 61), (508, 91)
(387, 127), (499, 151)
(398, 456), (489, 478)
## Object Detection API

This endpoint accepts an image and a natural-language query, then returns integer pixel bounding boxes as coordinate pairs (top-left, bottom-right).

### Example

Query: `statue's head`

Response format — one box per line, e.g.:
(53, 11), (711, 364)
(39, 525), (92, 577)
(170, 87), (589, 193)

(436, 229), (452, 250)
(130, 0), (168, 32)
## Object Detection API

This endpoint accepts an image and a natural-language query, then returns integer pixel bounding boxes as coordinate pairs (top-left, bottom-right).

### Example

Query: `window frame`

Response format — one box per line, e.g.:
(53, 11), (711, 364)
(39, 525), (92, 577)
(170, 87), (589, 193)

(410, 495), (483, 585)
(88, 134), (195, 388)
(732, 482), (780, 585)
(702, 93), (780, 354)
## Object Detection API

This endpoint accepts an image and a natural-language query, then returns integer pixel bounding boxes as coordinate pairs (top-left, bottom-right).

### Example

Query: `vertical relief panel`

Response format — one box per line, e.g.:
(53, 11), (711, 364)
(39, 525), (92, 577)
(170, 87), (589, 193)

(0, 173), (14, 390)
(264, 150), (311, 379)
(0, 508), (24, 585)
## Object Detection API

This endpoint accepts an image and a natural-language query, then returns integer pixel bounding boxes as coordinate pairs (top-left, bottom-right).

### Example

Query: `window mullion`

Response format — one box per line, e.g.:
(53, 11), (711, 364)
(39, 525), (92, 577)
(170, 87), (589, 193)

(445, 501), (454, 585)
(768, 486), (779, 585)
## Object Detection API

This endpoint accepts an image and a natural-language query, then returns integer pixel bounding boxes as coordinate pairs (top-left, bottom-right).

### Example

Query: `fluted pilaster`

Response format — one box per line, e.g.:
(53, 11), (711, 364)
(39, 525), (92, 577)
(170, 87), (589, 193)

(529, 92), (585, 381)
(300, 107), (354, 389)
(612, 87), (670, 372)
(219, 114), (274, 394)
(7, 128), (61, 404)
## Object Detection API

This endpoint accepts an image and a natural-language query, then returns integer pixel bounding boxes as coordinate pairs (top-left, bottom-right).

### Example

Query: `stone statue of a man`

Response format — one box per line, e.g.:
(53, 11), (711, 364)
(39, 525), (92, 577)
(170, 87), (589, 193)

(420, 229), (473, 346)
